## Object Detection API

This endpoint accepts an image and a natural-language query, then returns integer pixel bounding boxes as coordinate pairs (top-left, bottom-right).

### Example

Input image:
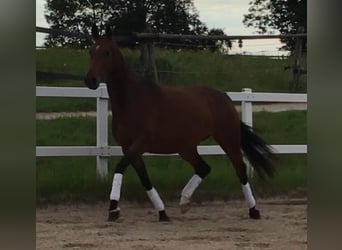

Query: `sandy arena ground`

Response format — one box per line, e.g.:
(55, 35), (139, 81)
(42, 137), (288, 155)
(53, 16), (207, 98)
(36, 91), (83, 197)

(36, 198), (307, 250)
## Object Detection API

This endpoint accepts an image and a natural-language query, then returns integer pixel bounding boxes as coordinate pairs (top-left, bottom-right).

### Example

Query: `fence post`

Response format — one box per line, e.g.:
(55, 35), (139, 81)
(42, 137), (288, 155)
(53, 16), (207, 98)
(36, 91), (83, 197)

(290, 26), (305, 92)
(241, 88), (254, 178)
(139, 24), (159, 84)
(96, 83), (108, 178)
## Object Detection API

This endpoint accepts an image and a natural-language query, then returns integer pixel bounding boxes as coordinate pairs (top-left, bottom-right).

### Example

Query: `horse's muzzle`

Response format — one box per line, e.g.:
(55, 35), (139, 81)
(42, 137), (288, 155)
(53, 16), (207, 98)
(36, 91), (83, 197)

(84, 77), (99, 90)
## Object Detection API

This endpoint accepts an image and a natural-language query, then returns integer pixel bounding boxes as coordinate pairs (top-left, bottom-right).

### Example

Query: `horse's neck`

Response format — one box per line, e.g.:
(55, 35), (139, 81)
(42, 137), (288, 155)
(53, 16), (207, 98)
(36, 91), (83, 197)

(106, 72), (129, 115)
(106, 69), (159, 116)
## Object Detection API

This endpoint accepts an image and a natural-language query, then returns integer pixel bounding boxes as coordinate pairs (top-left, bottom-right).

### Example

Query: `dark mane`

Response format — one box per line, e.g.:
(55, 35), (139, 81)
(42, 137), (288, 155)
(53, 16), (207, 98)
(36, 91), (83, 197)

(121, 59), (160, 91)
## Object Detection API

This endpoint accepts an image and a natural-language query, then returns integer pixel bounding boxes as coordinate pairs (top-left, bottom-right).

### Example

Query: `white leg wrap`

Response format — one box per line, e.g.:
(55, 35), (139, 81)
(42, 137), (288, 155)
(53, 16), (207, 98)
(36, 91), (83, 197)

(180, 174), (202, 205)
(241, 182), (256, 208)
(147, 187), (165, 211)
(110, 173), (123, 201)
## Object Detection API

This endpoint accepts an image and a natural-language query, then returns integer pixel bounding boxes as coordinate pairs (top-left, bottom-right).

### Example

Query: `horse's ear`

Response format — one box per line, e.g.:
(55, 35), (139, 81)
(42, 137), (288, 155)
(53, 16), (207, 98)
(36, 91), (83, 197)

(105, 25), (112, 39)
(91, 24), (99, 40)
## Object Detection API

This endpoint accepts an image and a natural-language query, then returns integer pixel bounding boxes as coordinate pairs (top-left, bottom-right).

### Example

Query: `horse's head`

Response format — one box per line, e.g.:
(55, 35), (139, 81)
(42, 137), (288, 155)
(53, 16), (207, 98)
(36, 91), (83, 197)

(84, 24), (123, 89)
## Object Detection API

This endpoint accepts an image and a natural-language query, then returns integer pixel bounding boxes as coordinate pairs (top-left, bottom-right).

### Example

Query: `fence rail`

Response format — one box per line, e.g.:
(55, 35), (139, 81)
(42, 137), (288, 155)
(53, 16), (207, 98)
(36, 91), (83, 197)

(36, 85), (307, 178)
(36, 26), (307, 42)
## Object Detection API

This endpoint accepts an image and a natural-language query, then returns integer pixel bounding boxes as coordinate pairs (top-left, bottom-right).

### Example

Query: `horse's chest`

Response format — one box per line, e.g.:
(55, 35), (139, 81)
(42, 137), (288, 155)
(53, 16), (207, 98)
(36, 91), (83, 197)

(111, 116), (147, 145)
(111, 119), (129, 144)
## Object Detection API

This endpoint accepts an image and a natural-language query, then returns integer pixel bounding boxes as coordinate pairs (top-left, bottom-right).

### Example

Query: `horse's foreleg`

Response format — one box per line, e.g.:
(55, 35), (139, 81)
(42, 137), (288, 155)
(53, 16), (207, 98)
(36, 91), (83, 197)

(108, 139), (152, 221)
(179, 174), (202, 213)
(108, 156), (131, 221)
(179, 150), (211, 214)
(131, 157), (169, 221)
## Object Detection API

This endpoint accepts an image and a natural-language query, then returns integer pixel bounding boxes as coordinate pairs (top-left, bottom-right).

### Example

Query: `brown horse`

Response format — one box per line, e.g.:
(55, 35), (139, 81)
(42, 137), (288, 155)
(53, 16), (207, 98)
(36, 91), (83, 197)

(84, 24), (275, 222)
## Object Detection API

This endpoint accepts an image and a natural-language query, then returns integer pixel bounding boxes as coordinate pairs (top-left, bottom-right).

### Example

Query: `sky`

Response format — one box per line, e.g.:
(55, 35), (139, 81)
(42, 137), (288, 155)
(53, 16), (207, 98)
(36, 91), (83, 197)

(36, 0), (285, 55)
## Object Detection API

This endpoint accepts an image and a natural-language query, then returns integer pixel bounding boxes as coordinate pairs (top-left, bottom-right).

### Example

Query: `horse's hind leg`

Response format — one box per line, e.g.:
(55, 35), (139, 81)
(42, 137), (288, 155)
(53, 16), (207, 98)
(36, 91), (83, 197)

(213, 132), (261, 219)
(224, 147), (260, 219)
(131, 157), (170, 221)
(179, 148), (211, 214)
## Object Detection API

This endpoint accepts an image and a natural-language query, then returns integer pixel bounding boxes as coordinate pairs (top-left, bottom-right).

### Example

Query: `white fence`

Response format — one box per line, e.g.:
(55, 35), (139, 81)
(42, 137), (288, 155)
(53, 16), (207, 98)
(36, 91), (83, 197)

(36, 84), (307, 178)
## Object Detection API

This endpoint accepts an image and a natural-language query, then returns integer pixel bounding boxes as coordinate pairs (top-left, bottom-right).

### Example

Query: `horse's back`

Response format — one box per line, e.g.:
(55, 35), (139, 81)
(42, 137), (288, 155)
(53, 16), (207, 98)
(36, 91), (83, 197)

(158, 85), (218, 120)
(159, 85), (235, 119)
(146, 85), (236, 153)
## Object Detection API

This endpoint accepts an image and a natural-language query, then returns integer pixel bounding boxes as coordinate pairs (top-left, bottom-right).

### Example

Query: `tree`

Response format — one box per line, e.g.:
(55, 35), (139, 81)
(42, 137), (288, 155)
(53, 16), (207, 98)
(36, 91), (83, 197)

(206, 28), (232, 53)
(243, 0), (307, 52)
(44, 0), (110, 47)
(44, 0), (213, 49)
(150, 0), (206, 35)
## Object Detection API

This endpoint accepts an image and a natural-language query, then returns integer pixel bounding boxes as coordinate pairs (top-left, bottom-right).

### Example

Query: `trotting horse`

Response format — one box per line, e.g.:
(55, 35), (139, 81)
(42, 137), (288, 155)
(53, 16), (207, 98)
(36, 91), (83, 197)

(84, 24), (275, 222)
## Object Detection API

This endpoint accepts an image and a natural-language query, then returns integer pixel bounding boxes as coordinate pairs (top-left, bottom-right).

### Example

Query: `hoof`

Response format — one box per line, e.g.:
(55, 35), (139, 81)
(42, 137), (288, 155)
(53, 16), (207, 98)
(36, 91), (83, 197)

(159, 210), (170, 222)
(180, 202), (192, 214)
(249, 207), (261, 219)
(108, 209), (120, 221)
(179, 196), (192, 214)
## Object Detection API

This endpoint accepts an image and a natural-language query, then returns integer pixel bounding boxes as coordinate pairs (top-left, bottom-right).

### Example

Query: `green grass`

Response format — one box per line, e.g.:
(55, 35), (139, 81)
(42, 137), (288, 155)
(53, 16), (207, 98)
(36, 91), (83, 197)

(36, 48), (307, 112)
(37, 48), (89, 76)
(36, 111), (307, 202)
(36, 117), (97, 146)
(37, 155), (306, 203)
(37, 97), (96, 113)
(254, 111), (307, 144)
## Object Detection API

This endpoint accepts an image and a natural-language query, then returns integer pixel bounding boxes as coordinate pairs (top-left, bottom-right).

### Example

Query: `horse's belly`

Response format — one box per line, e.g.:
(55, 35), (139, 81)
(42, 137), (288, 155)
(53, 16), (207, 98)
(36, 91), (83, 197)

(147, 121), (211, 154)
(147, 140), (190, 154)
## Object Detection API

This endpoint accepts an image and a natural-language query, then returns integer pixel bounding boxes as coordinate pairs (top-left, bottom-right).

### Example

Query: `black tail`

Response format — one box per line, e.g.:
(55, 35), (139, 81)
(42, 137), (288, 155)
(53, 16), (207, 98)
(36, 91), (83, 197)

(240, 121), (276, 180)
